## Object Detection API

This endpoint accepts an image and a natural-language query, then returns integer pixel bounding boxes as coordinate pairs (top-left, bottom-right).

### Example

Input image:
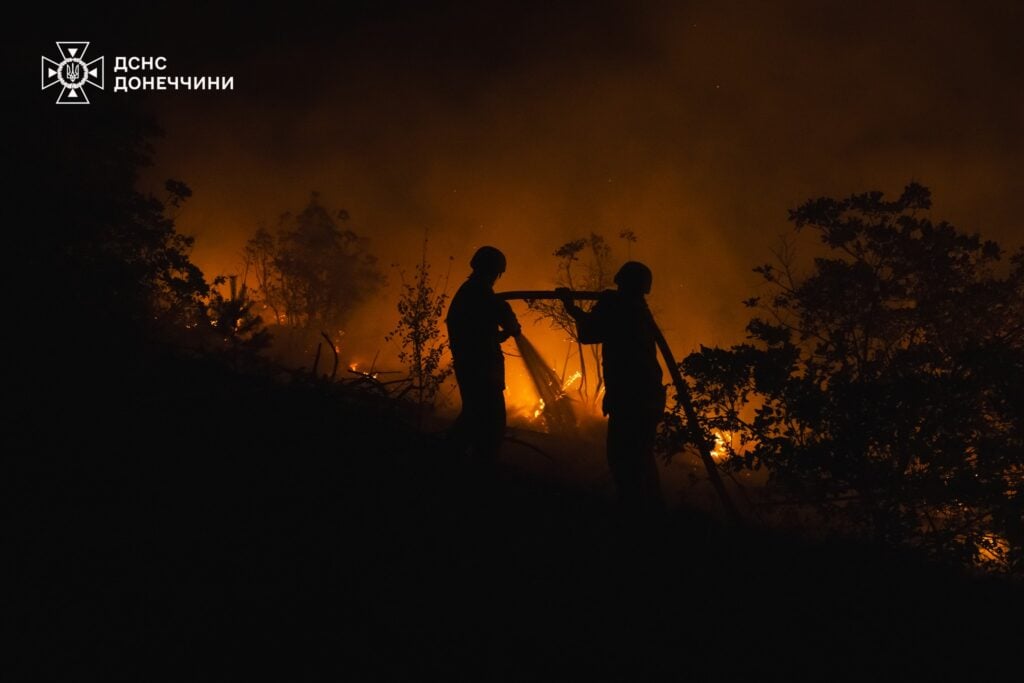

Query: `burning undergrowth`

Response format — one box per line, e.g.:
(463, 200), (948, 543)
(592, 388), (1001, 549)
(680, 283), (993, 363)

(512, 333), (578, 436)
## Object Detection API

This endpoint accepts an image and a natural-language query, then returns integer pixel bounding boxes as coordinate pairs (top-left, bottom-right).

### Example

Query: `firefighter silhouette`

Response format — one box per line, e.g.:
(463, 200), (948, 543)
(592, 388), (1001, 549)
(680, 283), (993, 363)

(445, 246), (522, 466)
(559, 262), (666, 513)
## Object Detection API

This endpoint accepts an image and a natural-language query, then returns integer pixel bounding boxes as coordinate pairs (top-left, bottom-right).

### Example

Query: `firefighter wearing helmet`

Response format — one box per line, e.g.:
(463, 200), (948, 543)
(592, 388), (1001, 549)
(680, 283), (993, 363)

(445, 246), (522, 466)
(559, 261), (666, 513)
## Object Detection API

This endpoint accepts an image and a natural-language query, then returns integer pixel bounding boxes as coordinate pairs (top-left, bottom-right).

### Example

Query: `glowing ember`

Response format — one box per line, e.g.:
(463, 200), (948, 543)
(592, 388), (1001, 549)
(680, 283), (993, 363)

(349, 362), (359, 372)
(977, 533), (1010, 565)
(562, 370), (582, 390)
(533, 398), (546, 419)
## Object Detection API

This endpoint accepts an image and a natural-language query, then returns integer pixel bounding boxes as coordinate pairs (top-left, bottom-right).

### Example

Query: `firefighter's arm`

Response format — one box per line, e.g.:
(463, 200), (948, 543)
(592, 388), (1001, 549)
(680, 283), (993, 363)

(497, 300), (522, 342)
(559, 289), (611, 344)
(556, 287), (586, 321)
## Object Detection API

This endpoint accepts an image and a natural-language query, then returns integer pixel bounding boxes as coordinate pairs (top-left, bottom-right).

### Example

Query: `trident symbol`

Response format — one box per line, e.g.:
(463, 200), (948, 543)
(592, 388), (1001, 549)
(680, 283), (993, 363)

(42, 42), (105, 104)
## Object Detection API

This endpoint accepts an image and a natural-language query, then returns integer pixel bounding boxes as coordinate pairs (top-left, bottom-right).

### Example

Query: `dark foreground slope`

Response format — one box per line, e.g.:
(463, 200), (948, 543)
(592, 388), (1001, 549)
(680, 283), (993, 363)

(7, 352), (1021, 681)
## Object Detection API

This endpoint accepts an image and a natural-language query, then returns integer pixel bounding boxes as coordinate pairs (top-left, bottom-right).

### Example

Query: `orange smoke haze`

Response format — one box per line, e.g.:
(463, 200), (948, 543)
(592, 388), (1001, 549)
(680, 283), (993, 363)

(131, 1), (1022, 412)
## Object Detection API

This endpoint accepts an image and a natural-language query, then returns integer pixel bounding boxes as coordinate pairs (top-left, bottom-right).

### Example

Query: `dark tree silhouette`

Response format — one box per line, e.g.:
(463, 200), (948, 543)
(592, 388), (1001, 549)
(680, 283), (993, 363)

(385, 240), (454, 423)
(205, 275), (272, 366)
(244, 193), (384, 340)
(21, 102), (212, 350)
(673, 183), (1023, 573)
(119, 179), (211, 335)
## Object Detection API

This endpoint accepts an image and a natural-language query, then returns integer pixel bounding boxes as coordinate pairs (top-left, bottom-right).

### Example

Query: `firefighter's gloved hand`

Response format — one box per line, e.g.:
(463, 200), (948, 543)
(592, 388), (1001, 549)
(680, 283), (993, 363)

(498, 323), (522, 342)
(555, 287), (582, 317)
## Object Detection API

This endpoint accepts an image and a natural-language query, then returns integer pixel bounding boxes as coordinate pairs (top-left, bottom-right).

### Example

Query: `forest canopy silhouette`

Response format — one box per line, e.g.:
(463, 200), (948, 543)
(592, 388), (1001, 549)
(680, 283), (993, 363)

(11, 5), (1024, 677)
(243, 194), (384, 338)
(673, 184), (1023, 571)
(18, 99), (1020, 574)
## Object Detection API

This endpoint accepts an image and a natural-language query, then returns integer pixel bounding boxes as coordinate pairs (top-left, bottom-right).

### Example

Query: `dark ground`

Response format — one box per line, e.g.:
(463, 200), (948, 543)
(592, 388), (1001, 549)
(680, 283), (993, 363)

(6, 351), (1022, 681)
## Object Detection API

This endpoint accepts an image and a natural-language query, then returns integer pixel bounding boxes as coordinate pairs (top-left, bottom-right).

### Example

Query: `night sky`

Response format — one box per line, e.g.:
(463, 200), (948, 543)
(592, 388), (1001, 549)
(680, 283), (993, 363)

(28, 0), (1024, 383)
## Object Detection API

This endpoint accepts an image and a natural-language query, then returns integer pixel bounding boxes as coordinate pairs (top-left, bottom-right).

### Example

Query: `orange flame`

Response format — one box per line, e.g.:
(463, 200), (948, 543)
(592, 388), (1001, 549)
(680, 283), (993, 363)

(710, 431), (732, 462)
(562, 370), (582, 390)
(533, 398), (546, 419)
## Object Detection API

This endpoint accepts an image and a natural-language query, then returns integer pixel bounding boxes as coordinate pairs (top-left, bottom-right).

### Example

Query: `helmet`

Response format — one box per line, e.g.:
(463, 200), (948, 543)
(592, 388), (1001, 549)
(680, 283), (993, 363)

(470, 246), (507, 275)
(614, 261), (653, 295)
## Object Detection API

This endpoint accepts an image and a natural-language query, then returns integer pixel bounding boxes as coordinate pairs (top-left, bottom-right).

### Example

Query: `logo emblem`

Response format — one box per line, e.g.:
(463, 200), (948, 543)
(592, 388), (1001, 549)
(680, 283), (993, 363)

(41, 42), (104, 104)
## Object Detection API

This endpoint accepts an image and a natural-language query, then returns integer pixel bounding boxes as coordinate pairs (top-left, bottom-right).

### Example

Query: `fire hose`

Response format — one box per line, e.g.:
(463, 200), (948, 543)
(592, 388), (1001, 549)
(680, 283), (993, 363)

(498, 290), (740, 522)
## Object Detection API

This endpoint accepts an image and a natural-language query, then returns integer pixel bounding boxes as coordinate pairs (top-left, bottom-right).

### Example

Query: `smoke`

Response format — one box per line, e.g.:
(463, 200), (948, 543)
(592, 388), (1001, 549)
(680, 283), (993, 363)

(131, 0), (1022, 384)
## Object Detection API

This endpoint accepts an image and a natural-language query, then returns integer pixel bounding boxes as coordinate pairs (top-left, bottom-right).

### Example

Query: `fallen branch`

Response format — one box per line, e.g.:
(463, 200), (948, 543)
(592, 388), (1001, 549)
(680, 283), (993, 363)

(321, 331), (339, 380)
